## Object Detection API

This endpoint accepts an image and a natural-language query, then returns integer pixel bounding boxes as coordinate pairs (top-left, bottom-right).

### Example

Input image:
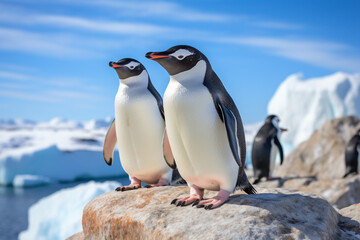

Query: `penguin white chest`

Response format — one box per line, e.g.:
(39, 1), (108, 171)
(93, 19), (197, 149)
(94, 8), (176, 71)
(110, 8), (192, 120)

(164, 79), (238, 192)
(114, 85), (170, 184)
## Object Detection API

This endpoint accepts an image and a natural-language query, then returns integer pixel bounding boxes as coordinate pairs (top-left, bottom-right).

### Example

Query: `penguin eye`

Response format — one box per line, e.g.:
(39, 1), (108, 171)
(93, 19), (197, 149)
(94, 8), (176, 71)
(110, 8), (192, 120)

(130, 66), (134, 69)
(178, 55), (184, 60)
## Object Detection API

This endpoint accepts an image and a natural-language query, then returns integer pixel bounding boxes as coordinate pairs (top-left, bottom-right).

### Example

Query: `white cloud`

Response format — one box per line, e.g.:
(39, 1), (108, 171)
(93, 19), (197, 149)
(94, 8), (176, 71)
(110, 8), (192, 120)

(252, 21), (303, 30)
(0, 71), (30, 81)
(0, 90), (60, 102)
(59, 0), (236, 22)
(216, 36), (360, 72)
(45, 90), (102, 101)
(0, 27), (96, 58)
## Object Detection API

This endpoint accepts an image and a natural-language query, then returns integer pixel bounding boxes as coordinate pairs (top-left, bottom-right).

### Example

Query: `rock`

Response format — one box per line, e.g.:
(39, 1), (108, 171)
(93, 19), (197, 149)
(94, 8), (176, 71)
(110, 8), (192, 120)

(338, 203), (360, 233)
(251, 175), (360, 209)
(80, 186), (340, 240)
(338, 203), (360, 239)
(66, 232), (84, 240)
(275, 116), (360, 180)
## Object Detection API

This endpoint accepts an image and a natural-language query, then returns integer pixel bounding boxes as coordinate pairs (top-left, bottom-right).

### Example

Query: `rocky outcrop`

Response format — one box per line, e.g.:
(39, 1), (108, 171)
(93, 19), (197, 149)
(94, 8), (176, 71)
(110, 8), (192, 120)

(250, 175), (360, 209)
(275, 116), (360, 179)
(77, 186), (341, 240)
(66, 232), (84, 240)
(338, 203), (360, 236)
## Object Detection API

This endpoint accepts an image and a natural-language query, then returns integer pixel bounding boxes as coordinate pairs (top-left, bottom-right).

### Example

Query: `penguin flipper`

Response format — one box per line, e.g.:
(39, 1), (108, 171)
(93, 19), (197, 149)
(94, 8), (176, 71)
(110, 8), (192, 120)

(163, 128), (176, 169)
(148, 80), (164, 119)
(103, 119), (117, 166)
(274, 136), (284, 165)
(216, 98), (242, 168)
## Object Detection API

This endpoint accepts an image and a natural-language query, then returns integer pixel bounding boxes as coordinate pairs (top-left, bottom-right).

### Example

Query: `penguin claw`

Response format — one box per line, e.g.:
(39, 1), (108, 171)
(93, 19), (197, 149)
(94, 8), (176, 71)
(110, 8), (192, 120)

(171, 199), (177, 205)
(205, 204), (213, 210)
(115, 187), (122, 191)
(192, 200), (200, 207)
(196, 204), (205, 208)
(176, 201), (183, 207)
(144, 185), (152, 188)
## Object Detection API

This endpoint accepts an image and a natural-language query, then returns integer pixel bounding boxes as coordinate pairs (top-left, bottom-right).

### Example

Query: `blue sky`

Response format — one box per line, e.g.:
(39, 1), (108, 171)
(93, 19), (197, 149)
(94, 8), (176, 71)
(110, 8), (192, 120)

(0, 0), (359, 124)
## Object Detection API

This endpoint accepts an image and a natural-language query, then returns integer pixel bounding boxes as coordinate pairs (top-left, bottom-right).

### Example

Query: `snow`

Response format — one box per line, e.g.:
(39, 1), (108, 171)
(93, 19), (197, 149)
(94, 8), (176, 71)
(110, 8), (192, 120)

(268, 72), (360, 146)
(0, 118), (125, 187)
(19, 181), (120, 240)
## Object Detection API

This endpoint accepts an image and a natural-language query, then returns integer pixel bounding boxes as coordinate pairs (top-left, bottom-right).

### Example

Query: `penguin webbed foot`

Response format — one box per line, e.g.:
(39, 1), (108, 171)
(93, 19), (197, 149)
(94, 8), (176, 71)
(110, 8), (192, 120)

(196, 189), (230, 210)
(115, 184), (141, 191)
(171, 195), (202, 207)
(144, 177), (170, 189)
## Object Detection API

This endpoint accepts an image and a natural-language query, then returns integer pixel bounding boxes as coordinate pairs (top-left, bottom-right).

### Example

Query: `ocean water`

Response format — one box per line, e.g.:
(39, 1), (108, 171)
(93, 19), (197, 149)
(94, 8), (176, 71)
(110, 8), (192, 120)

(0, 177), (129, 240)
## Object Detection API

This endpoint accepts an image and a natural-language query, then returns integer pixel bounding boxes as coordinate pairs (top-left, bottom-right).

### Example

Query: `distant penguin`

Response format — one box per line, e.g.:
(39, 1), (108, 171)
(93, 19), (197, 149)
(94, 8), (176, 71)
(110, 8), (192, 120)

(103, 58), (173, 191)
(146, 45), (256, 210)
(252, 115), (287, 184)
(343, 129), (360, 178)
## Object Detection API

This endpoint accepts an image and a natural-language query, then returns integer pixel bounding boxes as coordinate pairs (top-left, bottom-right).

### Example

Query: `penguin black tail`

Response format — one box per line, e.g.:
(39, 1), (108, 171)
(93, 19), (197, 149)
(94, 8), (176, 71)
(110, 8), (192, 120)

(242, 183), (257, 195)
(253, 178), (261, 185)
(237, 171), (257, 194)
(170, 169), (187, 185)
(343, 170), (357, 178)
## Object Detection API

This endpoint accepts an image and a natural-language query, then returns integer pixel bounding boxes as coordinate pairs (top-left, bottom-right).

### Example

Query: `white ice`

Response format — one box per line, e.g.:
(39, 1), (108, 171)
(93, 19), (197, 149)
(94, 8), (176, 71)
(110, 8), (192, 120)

(268, 72), (360, 147)
(19, 181), (120, 240)
(0, 118), (125, 187)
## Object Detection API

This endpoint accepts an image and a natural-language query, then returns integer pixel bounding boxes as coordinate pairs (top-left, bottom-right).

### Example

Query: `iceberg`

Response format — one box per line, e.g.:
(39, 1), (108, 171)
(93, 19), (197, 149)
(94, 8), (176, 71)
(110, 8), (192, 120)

(19, 181), (120, 240)
(268, 72), (360, 147)
(0, 118), (125, 187)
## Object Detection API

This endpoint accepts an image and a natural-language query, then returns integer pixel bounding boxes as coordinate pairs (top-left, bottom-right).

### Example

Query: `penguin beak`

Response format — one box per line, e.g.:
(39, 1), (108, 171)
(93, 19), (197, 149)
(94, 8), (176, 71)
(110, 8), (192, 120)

(109, 62), (123, 68)
(280, 128), (287, 132)
(145, 52), (171, 60)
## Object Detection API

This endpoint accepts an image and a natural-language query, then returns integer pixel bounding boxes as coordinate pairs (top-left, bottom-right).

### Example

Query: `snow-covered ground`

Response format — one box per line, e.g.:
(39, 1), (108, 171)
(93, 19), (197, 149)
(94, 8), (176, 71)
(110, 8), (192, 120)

(19, 181), (121, 240)
(0, 118), (125, 187)
(268, 72), (360, 147)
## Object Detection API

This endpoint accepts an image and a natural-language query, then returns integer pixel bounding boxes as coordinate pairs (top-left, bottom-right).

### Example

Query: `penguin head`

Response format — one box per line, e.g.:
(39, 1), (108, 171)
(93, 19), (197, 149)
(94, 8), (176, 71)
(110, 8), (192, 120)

(145, 45), (207, 76)
(109, 58), (146, 80)
(266, 115), (287, 132)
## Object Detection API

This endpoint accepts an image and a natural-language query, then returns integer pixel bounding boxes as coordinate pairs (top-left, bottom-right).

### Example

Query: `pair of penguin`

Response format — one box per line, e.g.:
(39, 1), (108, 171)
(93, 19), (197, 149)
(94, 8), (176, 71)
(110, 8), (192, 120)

(103, 45), (255, 210)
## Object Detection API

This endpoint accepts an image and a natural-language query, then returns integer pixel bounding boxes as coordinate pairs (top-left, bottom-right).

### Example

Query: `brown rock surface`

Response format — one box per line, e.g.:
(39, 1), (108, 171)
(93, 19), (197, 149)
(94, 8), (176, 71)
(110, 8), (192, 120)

(66, 232), (84, 240)
(251, 175), (360, 209)
(81, 186), (340, 240)
(275, 116), (360, 179)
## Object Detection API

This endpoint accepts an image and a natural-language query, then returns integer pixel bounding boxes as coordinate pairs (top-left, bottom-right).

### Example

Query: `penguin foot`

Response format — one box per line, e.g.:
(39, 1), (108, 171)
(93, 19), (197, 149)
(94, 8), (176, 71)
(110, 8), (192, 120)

(115, 183), (141, 192)
(196, 189), (230, 210)
(115, 177), (142, 192)
(144, 178), (169, 189)
(171, 194), (203, 207)
(153, 177), (170, 187)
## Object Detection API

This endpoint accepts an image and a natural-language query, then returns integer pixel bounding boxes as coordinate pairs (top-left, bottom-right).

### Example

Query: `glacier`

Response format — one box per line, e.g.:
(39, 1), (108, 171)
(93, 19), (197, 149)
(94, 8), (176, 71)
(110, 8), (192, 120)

(268, 72), (360, 147)
(19, 181), (120, 240)
(0, 118), (125, 187)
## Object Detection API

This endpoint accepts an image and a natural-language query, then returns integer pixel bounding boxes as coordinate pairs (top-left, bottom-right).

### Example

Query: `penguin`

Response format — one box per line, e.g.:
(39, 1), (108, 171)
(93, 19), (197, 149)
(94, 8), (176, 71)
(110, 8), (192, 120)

(343, 129), (360, 178)
(103, 58), (173, 191)
(145, 45), (256, 210)
(251, 115), (287, 184)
